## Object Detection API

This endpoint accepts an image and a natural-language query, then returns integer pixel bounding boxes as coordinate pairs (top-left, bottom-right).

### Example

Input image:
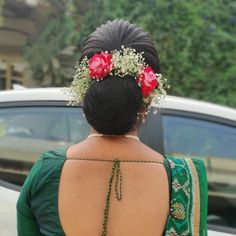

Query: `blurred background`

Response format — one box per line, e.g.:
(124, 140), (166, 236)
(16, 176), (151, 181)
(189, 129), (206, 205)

(0, 1), (236, 235)
(0, 0), (235, 107)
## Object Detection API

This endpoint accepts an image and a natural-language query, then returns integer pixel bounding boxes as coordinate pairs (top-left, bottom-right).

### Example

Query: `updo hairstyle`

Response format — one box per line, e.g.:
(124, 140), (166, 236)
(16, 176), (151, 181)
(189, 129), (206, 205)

(81, 19), (160, 135)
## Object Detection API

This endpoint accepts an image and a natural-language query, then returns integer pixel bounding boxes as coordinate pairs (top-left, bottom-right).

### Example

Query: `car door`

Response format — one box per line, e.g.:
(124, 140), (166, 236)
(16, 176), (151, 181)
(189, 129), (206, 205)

(0, 101), (90, 185)
(156, 108), (236, 234)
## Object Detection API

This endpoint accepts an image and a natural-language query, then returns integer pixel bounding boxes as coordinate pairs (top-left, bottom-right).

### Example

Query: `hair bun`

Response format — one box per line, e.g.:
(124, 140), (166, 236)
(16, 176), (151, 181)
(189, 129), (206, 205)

(81, 19), (161, 135)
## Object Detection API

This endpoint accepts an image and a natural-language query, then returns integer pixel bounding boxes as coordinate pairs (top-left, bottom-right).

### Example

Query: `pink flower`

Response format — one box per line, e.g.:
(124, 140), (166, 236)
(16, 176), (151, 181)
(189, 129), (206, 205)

(89, 52), (112, 80)
(137, 66), (159, 97)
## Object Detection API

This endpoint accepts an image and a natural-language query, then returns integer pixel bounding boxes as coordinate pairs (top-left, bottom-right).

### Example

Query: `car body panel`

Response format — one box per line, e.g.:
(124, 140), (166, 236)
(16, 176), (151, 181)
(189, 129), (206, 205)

(1, 88), (236, 235)
(0, 185), (19, 236)
(1, 88), (236, 122)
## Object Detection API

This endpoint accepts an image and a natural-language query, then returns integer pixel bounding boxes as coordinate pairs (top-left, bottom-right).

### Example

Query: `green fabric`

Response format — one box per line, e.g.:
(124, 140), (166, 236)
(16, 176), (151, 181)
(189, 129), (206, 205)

(17, 148), (207, 236)
(17, 148), (67, 236)
(17, 158), (43, 236)
(163, 156), (172, 202)
(192, 159), (208, 236)
(164, 156), (208, 236)
(164, 155), (193, 235)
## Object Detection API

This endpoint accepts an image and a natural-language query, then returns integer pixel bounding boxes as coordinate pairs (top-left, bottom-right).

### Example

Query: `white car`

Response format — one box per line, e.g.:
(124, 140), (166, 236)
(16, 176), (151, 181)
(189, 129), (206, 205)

(0, 88), (236, 236)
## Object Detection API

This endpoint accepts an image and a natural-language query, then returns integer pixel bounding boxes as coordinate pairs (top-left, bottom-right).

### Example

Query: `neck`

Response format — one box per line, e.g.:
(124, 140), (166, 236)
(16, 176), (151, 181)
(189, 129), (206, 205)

(90, 128), (138, 137)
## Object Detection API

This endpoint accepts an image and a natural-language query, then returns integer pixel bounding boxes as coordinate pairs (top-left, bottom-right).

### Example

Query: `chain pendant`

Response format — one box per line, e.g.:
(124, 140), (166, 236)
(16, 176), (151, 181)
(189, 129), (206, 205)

(101, 159), (122, 236)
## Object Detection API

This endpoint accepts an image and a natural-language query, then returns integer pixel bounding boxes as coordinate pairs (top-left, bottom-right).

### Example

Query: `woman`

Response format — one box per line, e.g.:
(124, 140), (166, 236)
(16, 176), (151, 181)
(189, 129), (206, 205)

(17, 19), (208, 236)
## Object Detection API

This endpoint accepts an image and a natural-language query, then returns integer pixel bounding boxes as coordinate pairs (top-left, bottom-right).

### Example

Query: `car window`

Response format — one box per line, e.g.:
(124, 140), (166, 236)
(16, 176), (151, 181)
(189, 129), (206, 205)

(68, 114), (90, 142)
(162, 115), (236, 159)
(0, 106), (90, 185)
(162, 114), (236, 229)
(49, 115), (68, 141)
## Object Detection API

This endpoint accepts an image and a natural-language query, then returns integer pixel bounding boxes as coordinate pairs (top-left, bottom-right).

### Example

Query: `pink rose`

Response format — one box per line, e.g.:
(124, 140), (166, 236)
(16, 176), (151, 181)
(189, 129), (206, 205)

(137, 66), (159, 97)
(89, 52), (112, 80)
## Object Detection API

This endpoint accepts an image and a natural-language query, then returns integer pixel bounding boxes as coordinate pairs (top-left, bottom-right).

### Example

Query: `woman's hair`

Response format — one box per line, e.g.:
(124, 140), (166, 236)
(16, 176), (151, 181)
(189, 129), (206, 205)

(81, 19), (160, 135)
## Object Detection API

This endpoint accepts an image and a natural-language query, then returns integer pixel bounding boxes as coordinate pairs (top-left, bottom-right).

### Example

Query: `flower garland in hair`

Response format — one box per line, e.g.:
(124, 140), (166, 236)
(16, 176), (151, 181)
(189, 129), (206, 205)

(68, 46), (169, 109)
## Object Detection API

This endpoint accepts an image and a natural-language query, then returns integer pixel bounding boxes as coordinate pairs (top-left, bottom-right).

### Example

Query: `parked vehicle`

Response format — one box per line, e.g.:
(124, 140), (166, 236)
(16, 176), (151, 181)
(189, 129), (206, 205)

(0, 181), (20, 236)
(0, 88), (236, 235)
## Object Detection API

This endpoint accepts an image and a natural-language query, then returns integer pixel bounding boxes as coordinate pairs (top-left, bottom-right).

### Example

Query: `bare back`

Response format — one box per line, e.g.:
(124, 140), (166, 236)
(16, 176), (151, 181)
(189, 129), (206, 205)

(58, 137), (169, 236)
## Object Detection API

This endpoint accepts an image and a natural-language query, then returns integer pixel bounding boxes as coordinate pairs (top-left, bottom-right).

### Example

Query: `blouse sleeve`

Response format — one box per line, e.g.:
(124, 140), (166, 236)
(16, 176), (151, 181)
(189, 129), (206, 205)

(17, 157), (43, 236)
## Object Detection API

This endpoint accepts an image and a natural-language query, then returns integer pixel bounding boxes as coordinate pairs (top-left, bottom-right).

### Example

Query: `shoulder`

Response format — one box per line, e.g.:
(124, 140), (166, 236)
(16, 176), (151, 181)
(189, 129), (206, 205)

(164, 155), (207, 191)
(18, 147), (67, 202)
(41, 147), (68, 162)
(34, 147), (67, 186)
(165, 155), (207, 176)
(136, 141), (164, 162)
(28, 147), (67, 184)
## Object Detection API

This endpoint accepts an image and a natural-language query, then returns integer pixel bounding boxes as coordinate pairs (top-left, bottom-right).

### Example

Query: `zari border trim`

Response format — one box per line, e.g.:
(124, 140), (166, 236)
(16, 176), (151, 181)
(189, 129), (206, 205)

(185, 158), (200, 236)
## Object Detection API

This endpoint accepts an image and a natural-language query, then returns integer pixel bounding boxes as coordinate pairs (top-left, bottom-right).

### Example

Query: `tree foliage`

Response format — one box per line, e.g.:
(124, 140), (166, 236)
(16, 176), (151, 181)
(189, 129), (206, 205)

(23, 0), (78, 86)
(24, 0), (236, 107)
(75, 0), (236, 108)
(24, 15), (74, 74)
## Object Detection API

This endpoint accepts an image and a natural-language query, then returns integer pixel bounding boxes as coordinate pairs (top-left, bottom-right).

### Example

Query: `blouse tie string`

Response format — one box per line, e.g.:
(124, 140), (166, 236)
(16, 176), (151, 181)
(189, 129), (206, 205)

(101, 159), (122, 236)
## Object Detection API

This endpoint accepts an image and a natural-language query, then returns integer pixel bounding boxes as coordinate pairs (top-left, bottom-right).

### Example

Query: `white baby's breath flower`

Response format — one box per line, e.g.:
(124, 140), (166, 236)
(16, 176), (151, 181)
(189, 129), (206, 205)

(66, 47), (169, 109)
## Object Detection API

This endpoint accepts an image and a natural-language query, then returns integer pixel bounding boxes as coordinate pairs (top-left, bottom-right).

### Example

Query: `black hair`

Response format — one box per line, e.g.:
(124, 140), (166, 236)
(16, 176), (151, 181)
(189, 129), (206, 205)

(81, 19), (160, 135)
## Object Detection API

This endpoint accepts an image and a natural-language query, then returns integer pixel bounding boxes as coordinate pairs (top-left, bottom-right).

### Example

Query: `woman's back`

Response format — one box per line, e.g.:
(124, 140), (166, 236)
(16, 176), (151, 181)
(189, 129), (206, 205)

(17, 19), (208, 236)
(17, 142), (207, 236)
(59, 137), (169, 236)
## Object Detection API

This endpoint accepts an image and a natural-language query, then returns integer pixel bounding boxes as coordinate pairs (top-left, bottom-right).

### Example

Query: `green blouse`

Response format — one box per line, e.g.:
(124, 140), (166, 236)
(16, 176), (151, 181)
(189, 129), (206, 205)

(17, 147), (208, 236)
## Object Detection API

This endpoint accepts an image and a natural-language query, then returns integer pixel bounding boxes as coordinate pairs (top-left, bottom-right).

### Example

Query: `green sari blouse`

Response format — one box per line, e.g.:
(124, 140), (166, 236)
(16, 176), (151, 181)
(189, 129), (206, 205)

(17, 147), (208, 236)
